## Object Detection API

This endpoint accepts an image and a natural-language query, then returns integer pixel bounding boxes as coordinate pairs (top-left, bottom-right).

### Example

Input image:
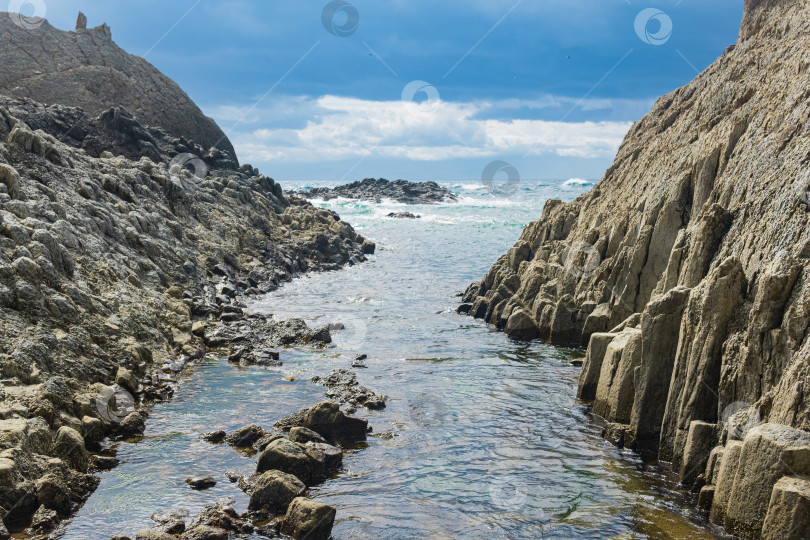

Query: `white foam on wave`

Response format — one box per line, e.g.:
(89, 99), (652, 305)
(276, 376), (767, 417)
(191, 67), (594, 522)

(562, 178), (593, 187)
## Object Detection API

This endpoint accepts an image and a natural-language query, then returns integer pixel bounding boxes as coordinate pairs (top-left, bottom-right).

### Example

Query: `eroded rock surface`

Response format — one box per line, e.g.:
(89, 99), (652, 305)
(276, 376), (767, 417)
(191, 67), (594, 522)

(462, 0), (810, 537)
(298, 178), (457, 204)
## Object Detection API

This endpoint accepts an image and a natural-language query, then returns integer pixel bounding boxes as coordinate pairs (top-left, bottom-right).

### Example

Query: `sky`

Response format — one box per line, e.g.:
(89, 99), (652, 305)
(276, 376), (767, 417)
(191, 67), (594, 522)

(29, 0), (744, 181)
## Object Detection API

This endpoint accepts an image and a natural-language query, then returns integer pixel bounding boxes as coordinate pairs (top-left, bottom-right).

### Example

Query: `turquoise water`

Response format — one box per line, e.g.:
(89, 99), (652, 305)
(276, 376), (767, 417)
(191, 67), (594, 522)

(58, 180), (723, 539)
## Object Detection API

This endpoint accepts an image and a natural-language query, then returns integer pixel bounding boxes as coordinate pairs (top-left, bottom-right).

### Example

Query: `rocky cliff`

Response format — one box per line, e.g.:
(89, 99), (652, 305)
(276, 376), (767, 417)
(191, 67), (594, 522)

(461, 0), (810, 538)
(0, 15), (376, 537)
(0, 13), (236, 161)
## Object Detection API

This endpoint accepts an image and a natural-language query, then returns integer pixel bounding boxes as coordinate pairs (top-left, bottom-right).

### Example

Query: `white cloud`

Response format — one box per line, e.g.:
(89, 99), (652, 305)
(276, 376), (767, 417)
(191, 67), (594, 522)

(210, 95), (633, 165)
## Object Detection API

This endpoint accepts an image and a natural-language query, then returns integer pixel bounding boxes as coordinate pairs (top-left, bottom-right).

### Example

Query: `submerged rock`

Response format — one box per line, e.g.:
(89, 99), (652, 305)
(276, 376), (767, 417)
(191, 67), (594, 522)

(186, 476), (217, 490)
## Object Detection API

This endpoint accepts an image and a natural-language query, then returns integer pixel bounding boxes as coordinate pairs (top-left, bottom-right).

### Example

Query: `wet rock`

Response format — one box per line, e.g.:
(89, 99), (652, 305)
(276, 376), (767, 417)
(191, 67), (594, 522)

(225, 424), (265, 447)
(163, 520), (185, 535)
(387, 212), (421, 219)
(256, 439), (316, 484)
(186, 476), (216, 490)
(289, 427), (327, 445)
(280, 498), (336, 540)
(305, 442), (342, 472)
(119, 412), (146, 437)
(577, 332), (617, 402)
(698, 486), (715, 511)
(29, 505), (59, 533)
(313, 369), (386, 410)
(302, 401), (368, 443)
(248, 470), (306, 514)
(201, 430), (226, 443)
(91, 455), (120, 470)
(115, 367), (139, 395)
(761, 475), (810, 540)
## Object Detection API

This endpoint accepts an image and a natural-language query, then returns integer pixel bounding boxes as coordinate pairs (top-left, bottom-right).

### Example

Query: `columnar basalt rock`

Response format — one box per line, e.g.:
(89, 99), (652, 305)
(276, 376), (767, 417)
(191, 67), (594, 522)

(462, 0), (810, 537)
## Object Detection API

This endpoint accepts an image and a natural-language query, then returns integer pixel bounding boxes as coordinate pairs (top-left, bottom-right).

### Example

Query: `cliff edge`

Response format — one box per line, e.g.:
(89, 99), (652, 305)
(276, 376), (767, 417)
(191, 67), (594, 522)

(462, 0), (810, 538)
(0, 13), (237, 161)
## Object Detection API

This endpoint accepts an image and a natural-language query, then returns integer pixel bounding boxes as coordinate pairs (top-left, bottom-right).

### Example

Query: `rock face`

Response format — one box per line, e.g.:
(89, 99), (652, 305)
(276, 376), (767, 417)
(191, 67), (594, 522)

(298, 178), (457, 204)
(462, 0), (810, 537)
(0, 14), (236, 160)
(0, 19), (375, 534)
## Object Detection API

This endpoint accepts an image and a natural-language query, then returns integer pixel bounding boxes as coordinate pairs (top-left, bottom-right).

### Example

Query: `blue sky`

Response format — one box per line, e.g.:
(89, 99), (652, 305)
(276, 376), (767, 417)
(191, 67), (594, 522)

(36, 1), (744, 181)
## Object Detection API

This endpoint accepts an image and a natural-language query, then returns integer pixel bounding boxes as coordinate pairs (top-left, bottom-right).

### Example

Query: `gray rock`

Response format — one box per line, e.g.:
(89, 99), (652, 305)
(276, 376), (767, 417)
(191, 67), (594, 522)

(299, 178), (456, 205)
(200, 430), (226, 443)
(179, 525), (227, 540)
(134, 531), (175, 540)
(52, 426), (88, 471)
(289, 427), (327, 445)
(256, 439), (315, 484)
(247, 470), (306, 514)
(186, 476), (216, 490)
(280, 498), (336, 540)
(225, 424), (264, 447)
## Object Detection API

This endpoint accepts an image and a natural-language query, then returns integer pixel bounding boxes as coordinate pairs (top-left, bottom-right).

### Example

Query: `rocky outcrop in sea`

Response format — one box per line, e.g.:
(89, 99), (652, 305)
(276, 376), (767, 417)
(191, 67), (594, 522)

(0, 14), (376, 536)
(297, 178), (457, 204)
(461, 0), (810, 538)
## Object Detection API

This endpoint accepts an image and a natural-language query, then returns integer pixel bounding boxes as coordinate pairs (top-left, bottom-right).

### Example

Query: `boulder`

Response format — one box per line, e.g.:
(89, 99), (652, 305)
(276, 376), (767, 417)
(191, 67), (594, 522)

(761, 475), (810, 540)
(119, 412), (145, 437)
(115, 367), (138, 395)
(305, 442), (342, 472)
(186, 476), (216, 490)
(724, 424), (810, 538)
(256, 439), (315, 484)
(200, 430), (226, 443)
(52, 426), (88, 472)
(280, 498), (336, 540)
(302, 401), (367, 443)
(81, 416), (105, 448)
(225, 424), (264, 447)
(289, 427), (327, 445)
(247, 470), (306, 514)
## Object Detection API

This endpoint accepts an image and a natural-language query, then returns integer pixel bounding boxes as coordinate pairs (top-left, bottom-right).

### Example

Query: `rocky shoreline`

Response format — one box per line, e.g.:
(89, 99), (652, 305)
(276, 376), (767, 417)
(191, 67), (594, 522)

(0, 68), (377, 540)
(460, 0), (810, 538)
(295, 178), (458, 205)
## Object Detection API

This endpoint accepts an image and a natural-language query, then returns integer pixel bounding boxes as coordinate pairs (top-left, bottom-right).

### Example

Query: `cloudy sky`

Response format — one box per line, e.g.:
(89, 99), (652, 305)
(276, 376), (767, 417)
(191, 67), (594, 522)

(36, 0), (744, 181)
